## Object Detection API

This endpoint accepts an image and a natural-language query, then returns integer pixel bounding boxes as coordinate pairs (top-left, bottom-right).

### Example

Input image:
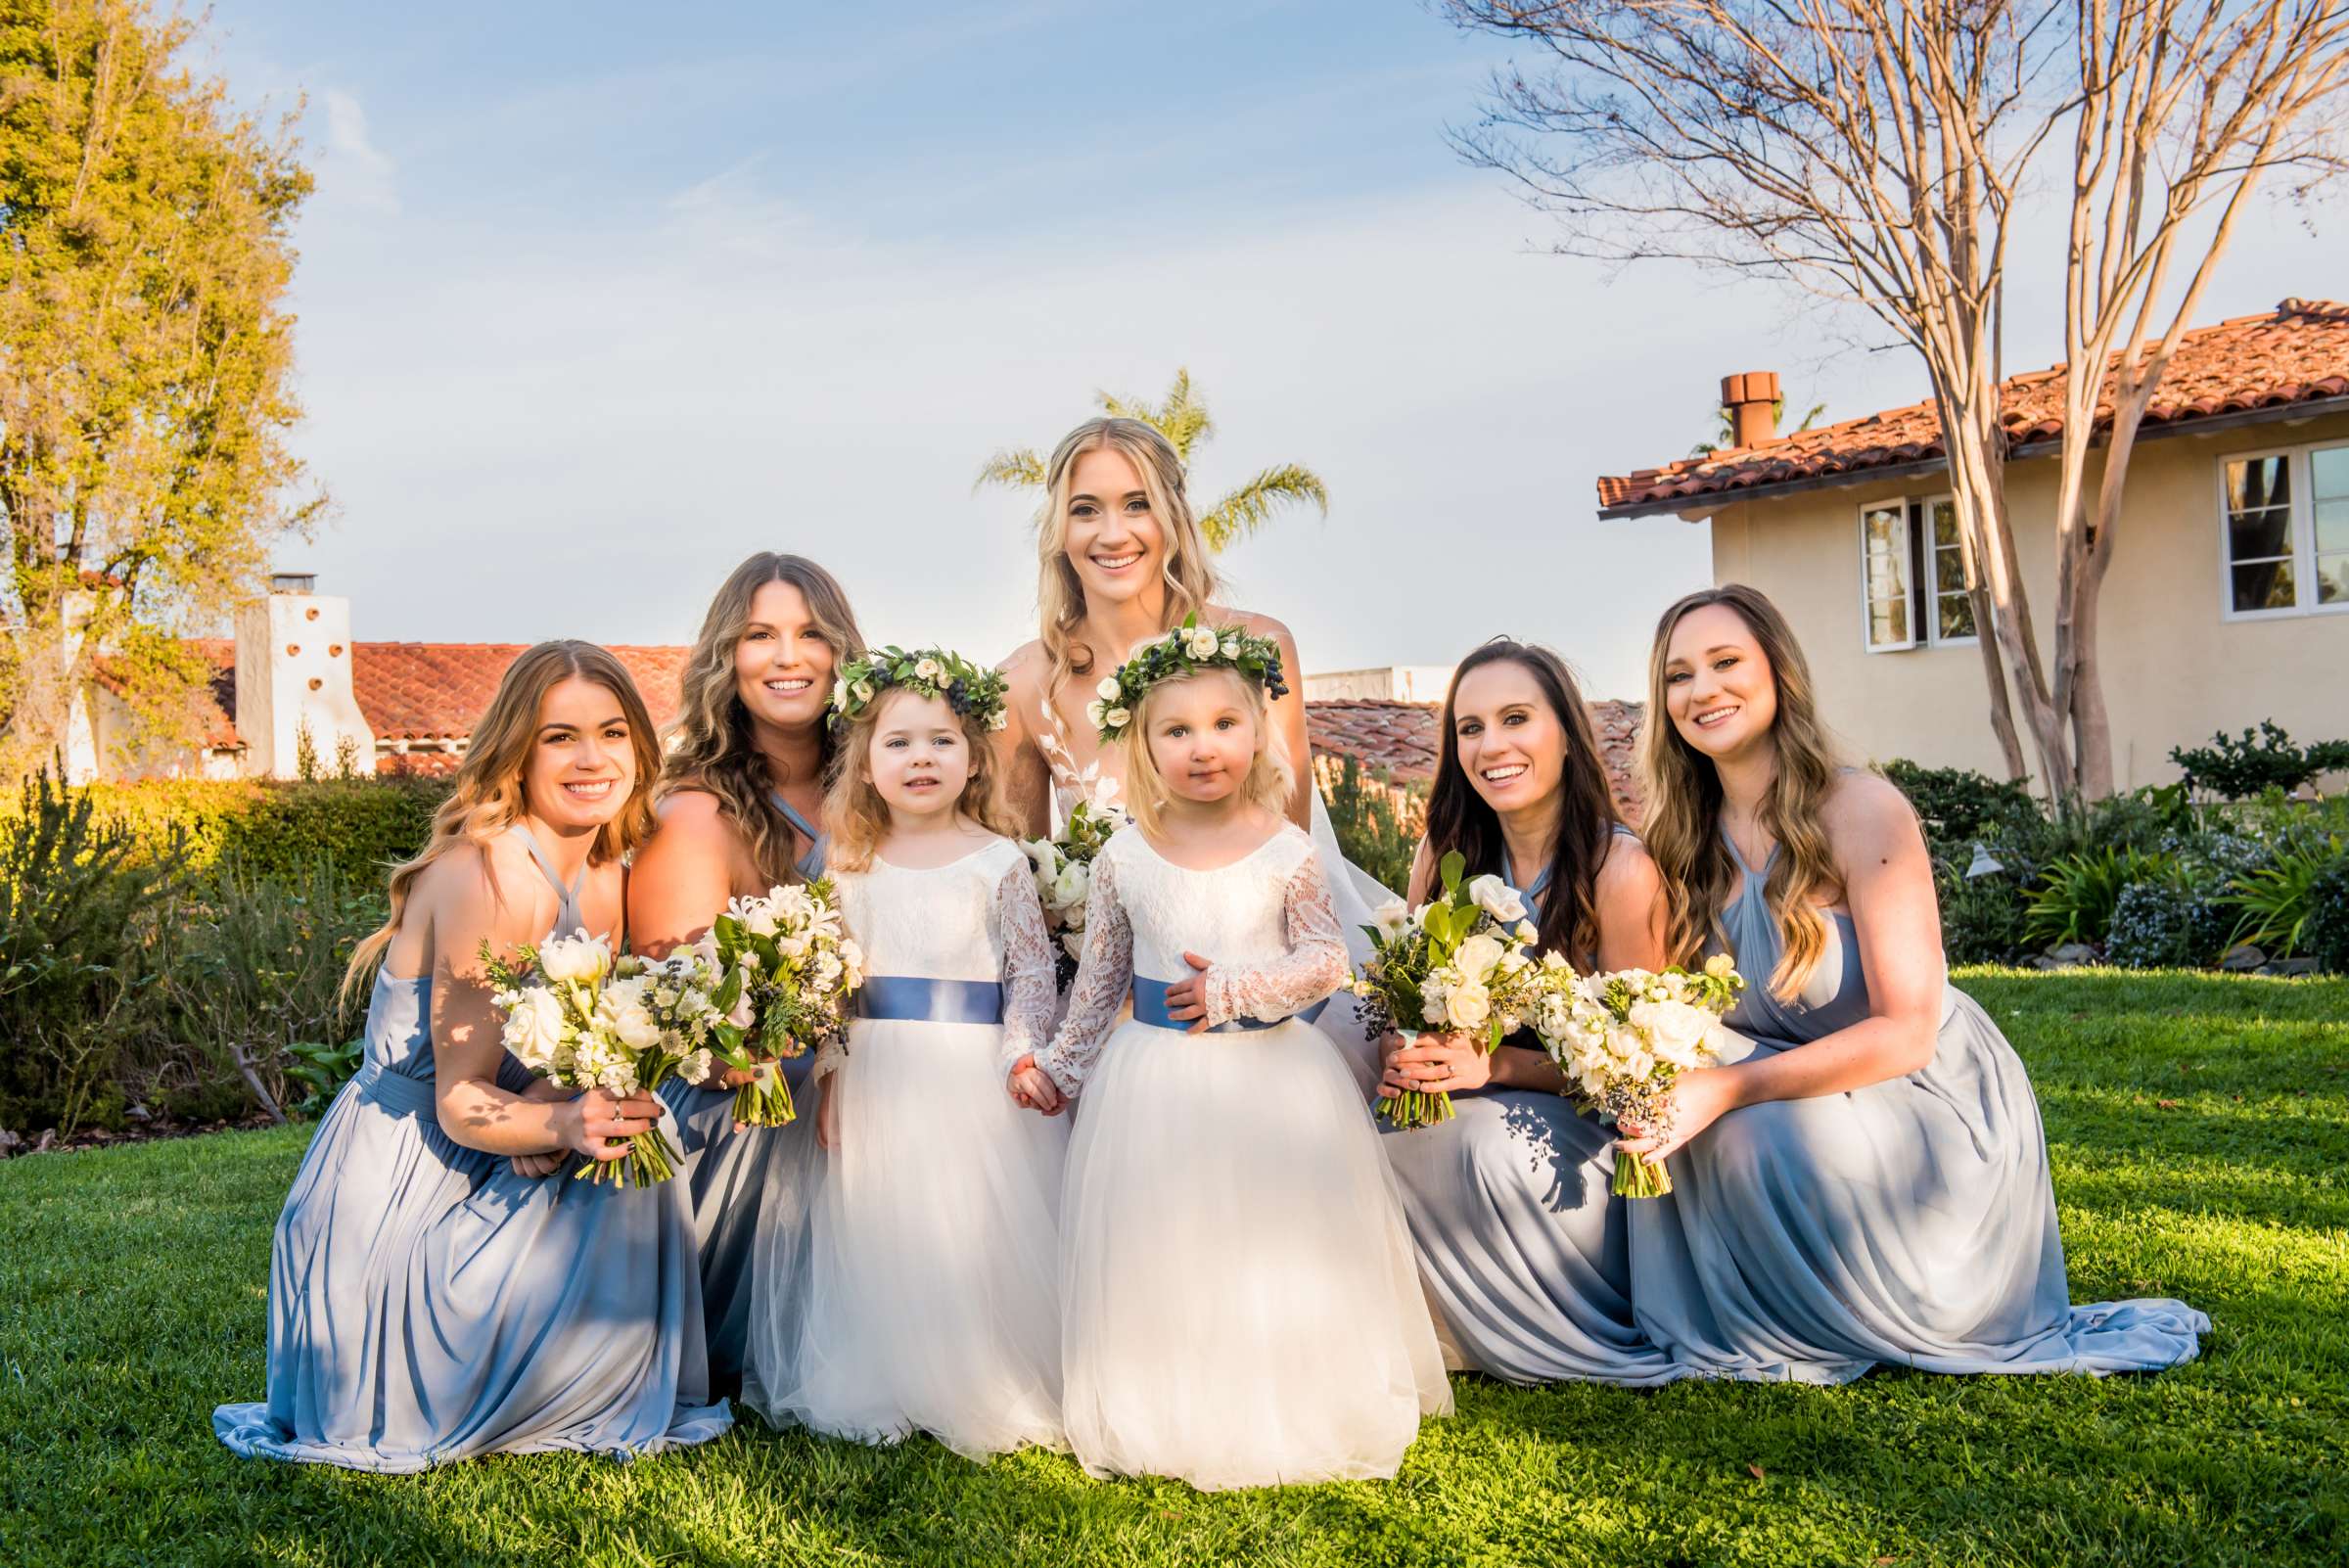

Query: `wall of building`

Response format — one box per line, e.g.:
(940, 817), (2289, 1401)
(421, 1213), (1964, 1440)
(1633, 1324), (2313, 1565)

(1694, 408), (2349, 788)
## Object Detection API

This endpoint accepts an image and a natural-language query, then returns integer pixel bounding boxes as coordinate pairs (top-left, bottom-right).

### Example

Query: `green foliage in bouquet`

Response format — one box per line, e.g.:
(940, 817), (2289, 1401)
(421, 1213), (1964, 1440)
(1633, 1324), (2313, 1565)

(704, 877), (864, 1128)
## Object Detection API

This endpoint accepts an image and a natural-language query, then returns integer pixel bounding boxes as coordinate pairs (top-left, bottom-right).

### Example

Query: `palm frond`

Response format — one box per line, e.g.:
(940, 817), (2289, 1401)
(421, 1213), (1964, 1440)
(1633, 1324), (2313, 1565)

(1098, 368), (1214, 462)
(1199, 463), (1329, 550)
(974, 447), (1047, 493)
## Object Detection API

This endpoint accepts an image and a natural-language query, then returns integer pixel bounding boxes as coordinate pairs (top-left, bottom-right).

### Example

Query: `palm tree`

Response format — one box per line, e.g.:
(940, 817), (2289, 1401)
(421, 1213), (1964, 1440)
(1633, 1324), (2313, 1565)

(976, 369), (1328, 551)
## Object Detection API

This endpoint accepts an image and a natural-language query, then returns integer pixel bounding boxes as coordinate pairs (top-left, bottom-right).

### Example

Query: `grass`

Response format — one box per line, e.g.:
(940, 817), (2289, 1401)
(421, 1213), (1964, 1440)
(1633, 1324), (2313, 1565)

(3, 968), (2344, 1568)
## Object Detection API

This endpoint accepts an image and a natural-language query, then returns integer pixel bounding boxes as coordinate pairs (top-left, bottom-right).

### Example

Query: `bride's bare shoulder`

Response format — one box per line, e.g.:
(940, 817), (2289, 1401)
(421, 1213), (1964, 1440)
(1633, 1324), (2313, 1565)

(999, 638), (1050, 686)
(1207, 602), (1296, 646)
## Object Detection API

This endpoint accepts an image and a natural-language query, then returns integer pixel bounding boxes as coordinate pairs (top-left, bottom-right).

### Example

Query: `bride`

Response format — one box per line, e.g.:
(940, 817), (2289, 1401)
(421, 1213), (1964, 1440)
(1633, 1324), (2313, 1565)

(993, 416), (1392, 1076)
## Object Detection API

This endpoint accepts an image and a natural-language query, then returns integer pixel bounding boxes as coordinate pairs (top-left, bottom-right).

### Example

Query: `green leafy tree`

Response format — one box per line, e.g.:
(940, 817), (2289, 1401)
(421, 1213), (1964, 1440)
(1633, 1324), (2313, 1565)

(0, 0), (322, 775)
(977, 368), (1327, 550)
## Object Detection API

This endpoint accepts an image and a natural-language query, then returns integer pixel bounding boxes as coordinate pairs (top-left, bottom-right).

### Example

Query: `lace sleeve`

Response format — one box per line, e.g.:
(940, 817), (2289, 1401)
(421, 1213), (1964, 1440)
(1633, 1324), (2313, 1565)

(992, 858), (1060, 1071)
(1203, 850), (1349, 1027)
(1035, 845), (1133, 1098)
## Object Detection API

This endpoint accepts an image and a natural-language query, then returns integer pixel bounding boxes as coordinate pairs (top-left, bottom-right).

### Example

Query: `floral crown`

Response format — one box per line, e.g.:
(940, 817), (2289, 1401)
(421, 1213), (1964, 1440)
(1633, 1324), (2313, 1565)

(1090, 614), (1288, 743)
(830, 646), (1010, 732)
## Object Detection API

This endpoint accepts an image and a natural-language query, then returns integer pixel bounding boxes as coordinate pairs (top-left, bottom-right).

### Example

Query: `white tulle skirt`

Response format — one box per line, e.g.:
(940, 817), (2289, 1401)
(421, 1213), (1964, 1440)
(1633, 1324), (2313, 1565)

(765, 1018), (1069, 1460)
(1060, 1014), (1451, 1490)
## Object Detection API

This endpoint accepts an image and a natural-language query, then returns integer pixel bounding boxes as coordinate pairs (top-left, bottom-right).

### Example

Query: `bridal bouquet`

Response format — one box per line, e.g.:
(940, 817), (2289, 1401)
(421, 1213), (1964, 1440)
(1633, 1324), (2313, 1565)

(1021, 799), (1117, 990)
(1351, 850), (1546, 1130)
(482, 931), (720, 1187)
(704, 878), (866, 1127)
(1528, 956), (1748, 1198)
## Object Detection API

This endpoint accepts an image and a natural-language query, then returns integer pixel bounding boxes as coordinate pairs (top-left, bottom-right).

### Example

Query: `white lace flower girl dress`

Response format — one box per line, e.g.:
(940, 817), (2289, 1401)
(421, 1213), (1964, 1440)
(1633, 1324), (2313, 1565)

(755, 837), (1068, 1459)
(1036, 823), (1451, 1490)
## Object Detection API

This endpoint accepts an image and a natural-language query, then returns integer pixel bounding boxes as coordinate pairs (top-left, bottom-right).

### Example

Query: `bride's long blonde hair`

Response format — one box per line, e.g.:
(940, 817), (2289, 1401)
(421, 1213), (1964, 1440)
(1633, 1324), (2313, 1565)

(343, 641), (661, 997)
(1636, 584), (1840, 1000)
(1034, 418), (1220, 706)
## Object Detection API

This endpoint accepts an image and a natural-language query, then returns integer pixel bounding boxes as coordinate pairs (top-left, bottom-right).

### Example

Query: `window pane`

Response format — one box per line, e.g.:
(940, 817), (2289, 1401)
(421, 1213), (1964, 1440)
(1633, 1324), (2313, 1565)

(2233, 559), (2296, 612)
(1868, 595), (1910, 645)
(2313, 445), (2349, 502)
(2316, 496), (2349, 556)
(1930, 499), (1960, 549)
(1938, 591), (1976, 640)
(2319, 553), (2348, 605)
(1935, 543), (1968, 593)
(2229, 506), (2292, 564)
(2226, 455), (2290, 513)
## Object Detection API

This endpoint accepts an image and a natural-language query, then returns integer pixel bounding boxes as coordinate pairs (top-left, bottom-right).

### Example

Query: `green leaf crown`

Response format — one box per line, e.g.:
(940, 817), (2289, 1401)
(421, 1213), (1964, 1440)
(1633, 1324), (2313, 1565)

(1091, 614), (1289, 744)
(829, 646), (1009, 733)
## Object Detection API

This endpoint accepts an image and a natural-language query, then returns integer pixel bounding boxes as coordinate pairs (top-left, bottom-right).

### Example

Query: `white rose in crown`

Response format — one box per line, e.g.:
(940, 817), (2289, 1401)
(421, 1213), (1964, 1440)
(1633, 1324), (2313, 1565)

(501, 987), (569, 1069)
(537, 931), (612, 984)
(830, 677), (849, 710)
(1465, 875), (1527, 924)
(1371, 898), (1410, 942)
(1184, 626), (1219, 659)
(914, 657), (942, 680)
(1085, 700), (1108, 727)
(1220, 633), (1242, 658)
(1105, 706), (1130, 729)
(1097, 676), (1123, 701)
(853, 680), (874, 703)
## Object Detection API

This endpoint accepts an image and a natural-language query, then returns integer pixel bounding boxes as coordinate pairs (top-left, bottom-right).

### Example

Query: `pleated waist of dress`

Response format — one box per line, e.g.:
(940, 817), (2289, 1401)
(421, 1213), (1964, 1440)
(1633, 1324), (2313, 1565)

(1129, 977), (1329, 1034)
(852, 975), (1005, 1025)
(350, 1058), (439, 1119)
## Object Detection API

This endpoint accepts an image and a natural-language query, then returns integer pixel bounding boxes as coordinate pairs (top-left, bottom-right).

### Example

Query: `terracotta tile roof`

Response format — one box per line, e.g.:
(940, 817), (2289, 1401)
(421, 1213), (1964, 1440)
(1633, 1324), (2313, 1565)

(353, 644), (689, 740)
(1598, 298), (2349, 516)
(1306, 697), (1649, 826)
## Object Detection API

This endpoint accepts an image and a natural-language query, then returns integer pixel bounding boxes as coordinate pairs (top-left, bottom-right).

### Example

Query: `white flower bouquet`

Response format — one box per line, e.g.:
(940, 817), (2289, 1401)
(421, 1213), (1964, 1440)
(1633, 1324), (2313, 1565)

(482, 930), (720, 1187)
(704, 877), (866, 1127)
(1021, 799), (1117, 991)
(1527, 954), (1749, 1197)
(1351, 850), (1547, 1129)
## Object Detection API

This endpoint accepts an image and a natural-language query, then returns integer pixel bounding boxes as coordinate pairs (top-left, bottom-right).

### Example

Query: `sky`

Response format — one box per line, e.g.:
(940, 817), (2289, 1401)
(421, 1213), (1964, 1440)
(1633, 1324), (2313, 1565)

(197, 1), (2345, 701)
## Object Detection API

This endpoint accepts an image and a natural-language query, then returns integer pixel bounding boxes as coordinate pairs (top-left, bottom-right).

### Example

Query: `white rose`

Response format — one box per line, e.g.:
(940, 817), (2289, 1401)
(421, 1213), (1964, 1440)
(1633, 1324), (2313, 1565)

(1220, 633), (1242, 657)
(1184, 626), (1219, 659)
(1050, 864), (1089, 911)
(537, 931), (612, 984)
(853, 679), (874, 703)
(1371, 898), (1409, 942)
(501, 987), (569, 1069)
(830, 676), (849, 710)
(1105, 706), (1130, 729)
(1097, 676), (1123, 700)
(914, 657), (942, 680)
(1446, 982), (1493, 1030)
(1454, 933), (1505, 979)
(1705, 952), (1737, 981)
(1086, 699), (1108, 728)
(1465, 875), (1527, 924)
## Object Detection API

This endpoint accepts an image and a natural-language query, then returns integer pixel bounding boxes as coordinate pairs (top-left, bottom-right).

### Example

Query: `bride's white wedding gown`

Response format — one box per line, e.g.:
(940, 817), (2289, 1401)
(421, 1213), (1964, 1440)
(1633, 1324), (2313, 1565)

(1036, 824), (1451, 1490)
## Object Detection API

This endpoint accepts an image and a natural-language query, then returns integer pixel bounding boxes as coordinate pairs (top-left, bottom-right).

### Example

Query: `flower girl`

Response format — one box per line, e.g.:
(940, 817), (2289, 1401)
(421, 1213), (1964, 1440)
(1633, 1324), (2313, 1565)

(1027, 622), (1451, 1490)
(749, 648), (1068, 1459)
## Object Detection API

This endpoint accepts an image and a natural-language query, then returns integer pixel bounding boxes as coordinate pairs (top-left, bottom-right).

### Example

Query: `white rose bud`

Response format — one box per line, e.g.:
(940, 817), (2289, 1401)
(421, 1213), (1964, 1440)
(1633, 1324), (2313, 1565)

(1097, 676), (1123, 700)
(1106, 706), (1130, 729)
(1221, 633), (1242, 657)
(914, 657), (942, 680)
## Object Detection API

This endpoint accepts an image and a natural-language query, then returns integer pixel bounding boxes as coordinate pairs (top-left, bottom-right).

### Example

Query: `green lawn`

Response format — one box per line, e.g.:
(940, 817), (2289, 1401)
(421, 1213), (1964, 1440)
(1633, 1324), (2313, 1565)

(3, 970), (2343, 1568)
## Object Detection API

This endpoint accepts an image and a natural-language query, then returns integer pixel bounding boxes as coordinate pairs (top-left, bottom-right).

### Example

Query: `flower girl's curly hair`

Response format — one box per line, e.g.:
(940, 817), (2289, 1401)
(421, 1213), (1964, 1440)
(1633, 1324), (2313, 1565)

(662, 553), (864, 887)
(821, 682), (1028, 873)
(343, 641), (661, 998)
(1118, 665), (1292, 841)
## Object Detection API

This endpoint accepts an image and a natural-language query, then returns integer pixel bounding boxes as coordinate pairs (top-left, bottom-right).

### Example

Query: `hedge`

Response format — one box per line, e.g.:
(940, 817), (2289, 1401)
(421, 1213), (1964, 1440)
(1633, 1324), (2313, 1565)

(6, 777), (449, 882)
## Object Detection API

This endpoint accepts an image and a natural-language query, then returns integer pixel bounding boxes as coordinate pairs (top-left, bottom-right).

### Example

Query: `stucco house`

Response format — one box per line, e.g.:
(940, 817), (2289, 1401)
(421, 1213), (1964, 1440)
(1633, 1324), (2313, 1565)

(1596, 298), (2349, 789)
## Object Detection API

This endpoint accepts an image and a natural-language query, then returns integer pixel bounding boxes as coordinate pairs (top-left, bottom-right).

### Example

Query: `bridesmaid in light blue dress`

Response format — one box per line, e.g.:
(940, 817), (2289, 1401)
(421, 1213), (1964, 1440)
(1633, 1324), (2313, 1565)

(213, 640), (729, 1470)
(1619, 585), (2208, 1383)
(631, 552), (862, 1399)
(1374, 640), (1685, 1387)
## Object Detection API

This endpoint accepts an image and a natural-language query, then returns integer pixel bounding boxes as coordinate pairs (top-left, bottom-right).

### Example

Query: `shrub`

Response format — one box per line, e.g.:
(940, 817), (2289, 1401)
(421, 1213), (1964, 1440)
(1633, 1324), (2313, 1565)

(2105, 879), (2209, 969)
(11, 776), (447, 884)
(1936, 862), (2035, 965)
(1321, 756), (1419, 898)
(135, 856), (383, 1122)
(2170, 720), (2349, 800)
(0, 770), (185, 1132)
(1878, 761), (2040, 864)
(2023, 847), (2174, 949)
(2223, 835), (2349, 958)
(2305, 859), (2349, 974)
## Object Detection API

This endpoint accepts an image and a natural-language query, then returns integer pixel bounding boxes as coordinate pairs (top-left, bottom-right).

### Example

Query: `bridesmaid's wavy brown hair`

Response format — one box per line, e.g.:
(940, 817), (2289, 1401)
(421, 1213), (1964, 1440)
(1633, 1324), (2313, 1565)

(1636, 584), (1839, 1000)
(661, 553), (864, 887)
(343, 641), (661, 996)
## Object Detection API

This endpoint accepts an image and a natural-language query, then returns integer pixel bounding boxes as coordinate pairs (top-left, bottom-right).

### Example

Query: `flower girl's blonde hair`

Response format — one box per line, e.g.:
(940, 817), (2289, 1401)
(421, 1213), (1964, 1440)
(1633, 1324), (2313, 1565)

(343, 641), (661, 998)
(821, 687), (1027, 872)
(1119, 667), (1292, 840)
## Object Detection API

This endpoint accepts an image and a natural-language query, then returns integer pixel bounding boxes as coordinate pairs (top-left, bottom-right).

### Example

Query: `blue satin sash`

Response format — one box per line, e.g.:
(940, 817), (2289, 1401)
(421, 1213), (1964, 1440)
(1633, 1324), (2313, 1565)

(1130, 976), (1330, 1034)
(854, 975), (1005, 1025)
(350, 1059), (437, 1119)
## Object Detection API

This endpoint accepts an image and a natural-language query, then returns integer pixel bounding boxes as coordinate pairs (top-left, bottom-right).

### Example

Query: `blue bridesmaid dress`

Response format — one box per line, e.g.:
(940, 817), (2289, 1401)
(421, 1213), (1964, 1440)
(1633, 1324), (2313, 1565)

(1627, 829), (2210, 1383)
(659, 793), (826, 1397)
(1377, 828), (1686, 1387)
(213, 826), (731, 1471)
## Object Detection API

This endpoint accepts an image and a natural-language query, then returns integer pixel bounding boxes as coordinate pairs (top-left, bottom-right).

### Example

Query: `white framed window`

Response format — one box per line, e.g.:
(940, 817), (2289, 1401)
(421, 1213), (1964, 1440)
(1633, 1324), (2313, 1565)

(2218, 439), (2349, 620)
(1859, 495), (1980, 653)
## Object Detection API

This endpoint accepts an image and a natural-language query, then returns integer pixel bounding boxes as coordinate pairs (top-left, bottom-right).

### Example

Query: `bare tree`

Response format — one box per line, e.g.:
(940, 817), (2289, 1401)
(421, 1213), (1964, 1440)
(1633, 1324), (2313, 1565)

(1449, 0), (2347, 800)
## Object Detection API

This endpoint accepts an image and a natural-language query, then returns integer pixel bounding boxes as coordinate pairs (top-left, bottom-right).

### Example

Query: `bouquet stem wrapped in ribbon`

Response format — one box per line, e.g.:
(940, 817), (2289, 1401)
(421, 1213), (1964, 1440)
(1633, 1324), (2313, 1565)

(1527, 955), (1749, 1197)
(483, 931), (721, 1187)
(704, 879), (864, 1127)
(1351, 851), (1546, 1130)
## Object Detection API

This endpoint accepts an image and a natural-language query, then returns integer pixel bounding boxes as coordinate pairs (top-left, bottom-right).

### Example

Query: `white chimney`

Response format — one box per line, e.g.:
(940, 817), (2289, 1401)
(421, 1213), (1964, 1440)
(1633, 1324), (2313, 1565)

(234, 576), (375, 779)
